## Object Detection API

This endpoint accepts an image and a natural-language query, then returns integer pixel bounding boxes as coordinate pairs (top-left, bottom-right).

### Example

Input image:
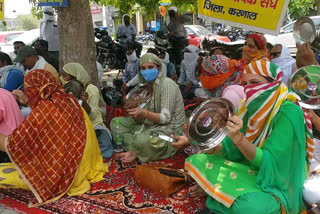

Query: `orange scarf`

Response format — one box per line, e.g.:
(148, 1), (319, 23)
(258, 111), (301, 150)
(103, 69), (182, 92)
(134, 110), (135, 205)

(242, 47), (269, 65)
(200, 69), (236, 90)
(6, 70), (86, 206)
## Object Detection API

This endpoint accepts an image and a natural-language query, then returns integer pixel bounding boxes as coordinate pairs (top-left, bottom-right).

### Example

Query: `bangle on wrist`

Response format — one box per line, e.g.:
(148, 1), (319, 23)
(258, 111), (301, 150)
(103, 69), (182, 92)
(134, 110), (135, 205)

(234, 133), (245, 148)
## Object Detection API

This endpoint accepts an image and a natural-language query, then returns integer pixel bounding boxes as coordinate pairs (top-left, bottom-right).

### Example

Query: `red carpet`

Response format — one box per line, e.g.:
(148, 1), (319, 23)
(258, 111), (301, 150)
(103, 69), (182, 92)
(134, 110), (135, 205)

(0, 152), (206, 213)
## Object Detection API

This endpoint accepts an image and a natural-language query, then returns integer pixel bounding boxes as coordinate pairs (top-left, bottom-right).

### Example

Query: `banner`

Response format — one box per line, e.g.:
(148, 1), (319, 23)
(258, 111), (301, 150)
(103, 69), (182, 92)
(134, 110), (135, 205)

(38, 0), (68, 7)
(0, 0), (4, 21)
(91, 4), (103, 14)
(198, 0), (290, 35)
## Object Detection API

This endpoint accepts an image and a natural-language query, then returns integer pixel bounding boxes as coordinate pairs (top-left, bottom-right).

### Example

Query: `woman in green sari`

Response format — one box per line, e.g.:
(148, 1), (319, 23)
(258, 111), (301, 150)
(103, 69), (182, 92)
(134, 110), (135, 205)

(110, 53), (185, 163)
(174, 60), (315, 213)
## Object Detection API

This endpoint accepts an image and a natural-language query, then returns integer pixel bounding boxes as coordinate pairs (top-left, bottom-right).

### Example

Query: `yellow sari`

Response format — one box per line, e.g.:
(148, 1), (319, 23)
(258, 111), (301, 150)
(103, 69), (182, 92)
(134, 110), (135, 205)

(1, 109), (108, 198)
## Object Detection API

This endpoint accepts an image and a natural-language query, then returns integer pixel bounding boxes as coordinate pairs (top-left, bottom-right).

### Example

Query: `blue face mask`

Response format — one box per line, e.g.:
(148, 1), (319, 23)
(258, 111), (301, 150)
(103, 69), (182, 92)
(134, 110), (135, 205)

(141, 68), (159, 82)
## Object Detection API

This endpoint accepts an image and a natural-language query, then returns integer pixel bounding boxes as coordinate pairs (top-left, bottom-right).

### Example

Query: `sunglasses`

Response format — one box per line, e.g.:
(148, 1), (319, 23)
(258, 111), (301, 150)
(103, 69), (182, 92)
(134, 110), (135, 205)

(270, 52), (281, 57)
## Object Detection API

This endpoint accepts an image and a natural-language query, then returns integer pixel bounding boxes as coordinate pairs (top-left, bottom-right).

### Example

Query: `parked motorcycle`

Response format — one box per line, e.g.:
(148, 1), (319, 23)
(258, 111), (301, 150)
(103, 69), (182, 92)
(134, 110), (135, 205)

(154, 30), (187, 68)
(95, 28), (127, 70)
(137, 32), (155, 46)
(226, 29), (251, 42)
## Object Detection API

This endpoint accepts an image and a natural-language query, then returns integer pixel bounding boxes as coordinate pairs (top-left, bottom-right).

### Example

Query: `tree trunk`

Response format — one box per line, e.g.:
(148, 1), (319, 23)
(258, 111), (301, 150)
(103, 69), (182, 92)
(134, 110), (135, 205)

(57, 0), (99, 86)
(317, 0), (320, 15)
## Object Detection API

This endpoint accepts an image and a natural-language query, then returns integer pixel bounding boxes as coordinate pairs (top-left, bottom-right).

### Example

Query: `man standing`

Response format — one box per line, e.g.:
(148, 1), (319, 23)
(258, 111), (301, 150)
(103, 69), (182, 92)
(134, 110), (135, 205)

(14, 45), (60, 83)
(34, 39), (59, 72)
(40, 7), (59, 58)
(116, 14), (142, 57)
(167, 6), (190, 66)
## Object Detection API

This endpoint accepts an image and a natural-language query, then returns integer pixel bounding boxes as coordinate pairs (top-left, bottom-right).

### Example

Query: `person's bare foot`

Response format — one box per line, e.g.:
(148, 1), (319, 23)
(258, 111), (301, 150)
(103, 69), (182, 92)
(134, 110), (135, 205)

(119, 151), (137, 163)
(189, 184), (206, 198)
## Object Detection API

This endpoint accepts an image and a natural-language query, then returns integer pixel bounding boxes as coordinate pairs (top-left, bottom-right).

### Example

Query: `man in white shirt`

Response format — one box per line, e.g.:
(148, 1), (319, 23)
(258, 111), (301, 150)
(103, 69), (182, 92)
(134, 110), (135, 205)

(116, 14), (142, 57)
(40, 7), (59, 58)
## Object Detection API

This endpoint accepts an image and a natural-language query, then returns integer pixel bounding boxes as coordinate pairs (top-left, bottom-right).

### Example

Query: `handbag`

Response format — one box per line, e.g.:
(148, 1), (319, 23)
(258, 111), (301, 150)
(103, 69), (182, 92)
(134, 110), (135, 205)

(135, 165), (187, 197)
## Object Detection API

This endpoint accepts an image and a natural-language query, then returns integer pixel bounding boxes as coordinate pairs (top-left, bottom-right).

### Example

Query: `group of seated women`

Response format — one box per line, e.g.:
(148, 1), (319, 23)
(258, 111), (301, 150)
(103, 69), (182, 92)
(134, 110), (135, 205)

(0, 33), (319, 213)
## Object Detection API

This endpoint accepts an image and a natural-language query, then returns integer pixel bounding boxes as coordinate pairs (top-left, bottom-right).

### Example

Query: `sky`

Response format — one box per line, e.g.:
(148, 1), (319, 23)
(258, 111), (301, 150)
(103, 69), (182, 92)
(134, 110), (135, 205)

(4, 0), (32, 18)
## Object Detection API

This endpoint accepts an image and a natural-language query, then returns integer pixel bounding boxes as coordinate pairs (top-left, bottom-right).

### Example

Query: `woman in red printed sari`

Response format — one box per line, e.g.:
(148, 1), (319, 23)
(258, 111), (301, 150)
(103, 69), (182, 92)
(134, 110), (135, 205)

(0, 69), (108, 207)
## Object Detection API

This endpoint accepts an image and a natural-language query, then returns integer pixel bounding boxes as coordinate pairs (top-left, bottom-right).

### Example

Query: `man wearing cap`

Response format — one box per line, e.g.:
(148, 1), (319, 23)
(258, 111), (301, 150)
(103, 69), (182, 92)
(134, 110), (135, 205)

(166, 6), (191, 66)
(40, 7), (59, 58)
(14, 45), (60, 83)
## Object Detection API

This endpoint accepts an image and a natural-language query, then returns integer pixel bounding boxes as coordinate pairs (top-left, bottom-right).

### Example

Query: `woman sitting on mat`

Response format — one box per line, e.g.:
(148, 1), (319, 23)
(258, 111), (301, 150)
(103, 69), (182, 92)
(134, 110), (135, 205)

(0, 88), (24, 163)
(61, 63), (114, 159)
(0, 70), (108, 206)
(110, 53), (185, 163)
(173, 60), (314, 214)
(197, 55), (242, 100)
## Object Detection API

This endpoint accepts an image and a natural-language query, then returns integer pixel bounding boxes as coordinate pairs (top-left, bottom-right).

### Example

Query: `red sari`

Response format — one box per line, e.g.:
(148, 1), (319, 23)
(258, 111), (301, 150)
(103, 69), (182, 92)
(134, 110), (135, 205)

(6, 69), (87, 206)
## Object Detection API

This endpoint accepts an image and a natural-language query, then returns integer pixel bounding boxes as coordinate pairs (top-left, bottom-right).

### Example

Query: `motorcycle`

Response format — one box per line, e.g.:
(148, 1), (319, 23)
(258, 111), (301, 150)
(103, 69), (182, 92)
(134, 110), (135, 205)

(136, 32), (154, 46)
(226, 29), (250, 42)
(154, 30), (187, 69)
(95, 28), (127, 70)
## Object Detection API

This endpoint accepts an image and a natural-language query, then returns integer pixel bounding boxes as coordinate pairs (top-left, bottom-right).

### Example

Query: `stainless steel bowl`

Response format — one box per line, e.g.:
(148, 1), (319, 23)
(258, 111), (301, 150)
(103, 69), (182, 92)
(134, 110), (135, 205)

(289, 65), (320, 110)
(125, 84), (153, 109)
(293, 17), (316, 46)
(187, 98), (235, 152)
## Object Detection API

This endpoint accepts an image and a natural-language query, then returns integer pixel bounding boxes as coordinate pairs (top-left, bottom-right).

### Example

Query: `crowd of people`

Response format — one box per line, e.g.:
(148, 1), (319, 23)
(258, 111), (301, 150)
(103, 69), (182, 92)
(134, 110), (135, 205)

(0, 6), (320, 214)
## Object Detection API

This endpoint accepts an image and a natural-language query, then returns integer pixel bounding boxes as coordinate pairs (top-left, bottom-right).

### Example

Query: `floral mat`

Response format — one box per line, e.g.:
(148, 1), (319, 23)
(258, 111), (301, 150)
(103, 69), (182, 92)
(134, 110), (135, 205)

(0, 152), (206, 214)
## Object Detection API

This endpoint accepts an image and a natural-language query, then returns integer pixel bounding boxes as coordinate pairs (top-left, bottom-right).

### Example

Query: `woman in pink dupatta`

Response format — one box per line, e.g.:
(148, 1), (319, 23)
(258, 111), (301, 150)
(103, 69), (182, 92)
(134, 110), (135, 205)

(0, 88), (24, 136)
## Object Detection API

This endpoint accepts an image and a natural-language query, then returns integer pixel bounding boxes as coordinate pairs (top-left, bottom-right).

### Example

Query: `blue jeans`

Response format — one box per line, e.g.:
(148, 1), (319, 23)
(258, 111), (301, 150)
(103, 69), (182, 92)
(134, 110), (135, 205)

(95, 129), (114, 159)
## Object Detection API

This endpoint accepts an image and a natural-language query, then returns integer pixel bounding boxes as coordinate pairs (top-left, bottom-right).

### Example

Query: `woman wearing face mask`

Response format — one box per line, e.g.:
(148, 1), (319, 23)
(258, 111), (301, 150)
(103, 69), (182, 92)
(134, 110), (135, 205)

(122, 47), (139, 94)
(159, 51), (177, 81)
(110, 53), (186, 163)
(178, 45), (200, 99)
(242, 33), (270, 65)
(173, 60), (313, 213)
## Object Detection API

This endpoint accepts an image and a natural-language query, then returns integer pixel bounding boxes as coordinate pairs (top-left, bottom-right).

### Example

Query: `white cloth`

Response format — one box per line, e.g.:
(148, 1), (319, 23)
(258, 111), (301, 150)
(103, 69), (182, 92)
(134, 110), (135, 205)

(161, 52), (170, 64)
(116, 14), (136, 47)
(304, 173), (320, 206)
(271, 45), (296, 85)
(15, 63), (25, 74)
(126, 51), (137, 62)
(178, 45), (199, 85)
(43, 6), (54, 13)
(303, 139), (320, 206)
(126, 74), (139, 87)
(195, 88), (210, 99)
(168, 6), (177, 12)
(21, 106), (32, 119)
(26, 56), (47, 74)
(40, 11), (59, 52)
(96, 61), (103, 83)
(166, 7), (177, 26)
